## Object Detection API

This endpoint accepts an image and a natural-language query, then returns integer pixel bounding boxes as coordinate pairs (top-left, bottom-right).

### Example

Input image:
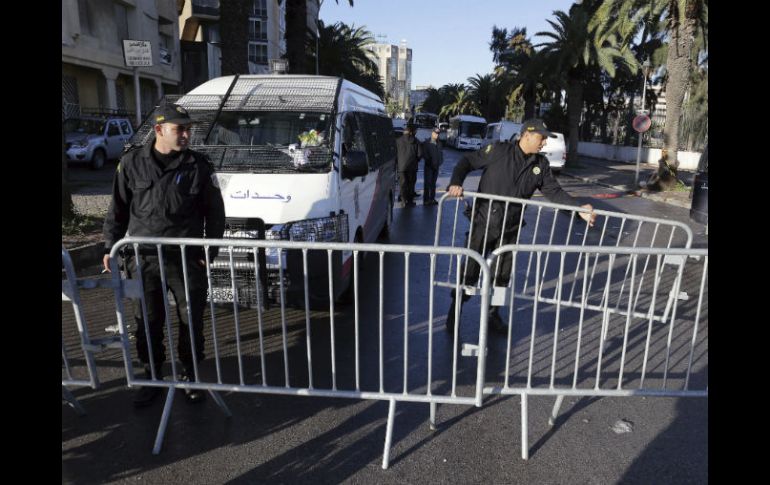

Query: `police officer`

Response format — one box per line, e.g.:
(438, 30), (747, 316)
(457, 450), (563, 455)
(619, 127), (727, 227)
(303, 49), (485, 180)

(102, 103), (226, 406)
(395, 123), (422, 207)
(421, 127), (444, 205)
(445, 119), (596, 334)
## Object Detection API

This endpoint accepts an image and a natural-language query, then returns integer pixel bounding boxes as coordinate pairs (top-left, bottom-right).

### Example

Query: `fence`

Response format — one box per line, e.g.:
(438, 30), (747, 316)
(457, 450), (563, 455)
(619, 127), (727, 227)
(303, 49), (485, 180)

(61, 247), (124, 415)
(104, 236), (492, 468)
(62, 196), (707, 466)
(484, 245), (708, 459)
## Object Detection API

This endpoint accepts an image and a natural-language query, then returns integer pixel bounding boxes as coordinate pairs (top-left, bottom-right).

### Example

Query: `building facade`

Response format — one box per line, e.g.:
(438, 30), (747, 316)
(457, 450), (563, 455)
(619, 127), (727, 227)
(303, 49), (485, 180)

(366, 40), (412, 111)
(62, 0), (182, 122)
(410, 85), (433, 112)
(179, 0), (316, 92)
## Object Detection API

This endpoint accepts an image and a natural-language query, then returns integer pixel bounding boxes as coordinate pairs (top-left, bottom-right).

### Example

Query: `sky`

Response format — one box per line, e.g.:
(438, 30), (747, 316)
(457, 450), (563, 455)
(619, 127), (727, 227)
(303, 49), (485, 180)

(319, 0), (577, 88)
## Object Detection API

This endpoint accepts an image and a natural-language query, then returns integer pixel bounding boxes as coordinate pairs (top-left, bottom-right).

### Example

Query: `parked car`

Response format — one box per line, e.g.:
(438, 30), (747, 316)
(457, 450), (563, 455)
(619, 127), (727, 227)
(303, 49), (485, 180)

(538, 131), (567, 173)
(64, 116), (134, 169)
(482, 121), (523, 149)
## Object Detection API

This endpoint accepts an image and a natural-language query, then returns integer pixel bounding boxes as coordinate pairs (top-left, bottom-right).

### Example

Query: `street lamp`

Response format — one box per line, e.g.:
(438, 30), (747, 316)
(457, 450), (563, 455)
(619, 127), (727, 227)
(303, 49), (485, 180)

(634, 58), (652, 187)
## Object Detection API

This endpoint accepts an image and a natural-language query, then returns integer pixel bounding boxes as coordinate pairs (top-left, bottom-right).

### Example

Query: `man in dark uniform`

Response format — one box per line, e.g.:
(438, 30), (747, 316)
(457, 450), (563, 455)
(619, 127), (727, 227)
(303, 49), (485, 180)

(421, 127), (444, 205)
(395, 123), (422, 207)
(445, 119), (596, 334)
(102, 103), (226, 406)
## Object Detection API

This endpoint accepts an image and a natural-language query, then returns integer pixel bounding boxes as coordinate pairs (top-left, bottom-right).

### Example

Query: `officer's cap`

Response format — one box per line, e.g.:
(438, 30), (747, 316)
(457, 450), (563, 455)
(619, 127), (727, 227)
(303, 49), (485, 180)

(153, 103), (194, 126)
(520, 118), (556, 138)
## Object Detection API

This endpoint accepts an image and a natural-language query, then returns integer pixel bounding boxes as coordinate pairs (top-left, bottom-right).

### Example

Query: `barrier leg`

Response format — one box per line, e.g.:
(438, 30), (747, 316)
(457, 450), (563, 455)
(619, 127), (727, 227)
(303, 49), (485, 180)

(382, 399), (396, 470)
(521, 394), (529, 460)
(152, 388), (175, 455)
(548, 395), (565, 427)
(62, 387), (86, 416)
(208, 390), (232, 418)
(429, 402), (437, 431)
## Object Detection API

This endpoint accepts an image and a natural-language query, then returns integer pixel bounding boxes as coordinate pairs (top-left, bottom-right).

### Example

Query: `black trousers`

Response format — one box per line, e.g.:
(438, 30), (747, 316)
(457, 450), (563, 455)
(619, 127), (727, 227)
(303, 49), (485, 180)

(423, 163), (439, 202)
(126, 254), (207, 371)
(399, 170), (417, 203)
(462, 219), (520, 288)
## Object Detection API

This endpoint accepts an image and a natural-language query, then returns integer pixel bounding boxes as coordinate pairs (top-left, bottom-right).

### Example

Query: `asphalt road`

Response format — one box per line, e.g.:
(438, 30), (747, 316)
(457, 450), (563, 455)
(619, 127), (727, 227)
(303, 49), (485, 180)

(63, 146), (708, 484)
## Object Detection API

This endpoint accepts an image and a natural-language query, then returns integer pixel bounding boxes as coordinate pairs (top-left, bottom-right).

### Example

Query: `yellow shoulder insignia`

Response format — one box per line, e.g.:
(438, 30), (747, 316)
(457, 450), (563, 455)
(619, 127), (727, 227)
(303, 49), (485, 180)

(116, 162), (121, 173)
(484, 144), (493, 155)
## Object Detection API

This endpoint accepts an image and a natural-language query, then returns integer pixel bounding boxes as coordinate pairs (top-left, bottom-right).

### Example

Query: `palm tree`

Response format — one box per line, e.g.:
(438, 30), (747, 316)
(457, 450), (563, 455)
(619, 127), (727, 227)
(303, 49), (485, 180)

(490, 26), (540, 119)
(466, 74), (497, 121)
(312, 20), (384, 98)
(439, 88), (481, 119)
(535, 1), (638, 167)
(419, 87), (443, 114)
(592, 0), (708, 169)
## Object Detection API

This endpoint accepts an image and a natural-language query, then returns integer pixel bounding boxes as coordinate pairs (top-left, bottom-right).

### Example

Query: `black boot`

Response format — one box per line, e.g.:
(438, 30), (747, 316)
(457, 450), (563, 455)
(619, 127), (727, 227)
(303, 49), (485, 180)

(488, 306), (508, 335)
(446, 290), (470, 333)
(133, 365), (163, 408)
(179, 367), (206, 404)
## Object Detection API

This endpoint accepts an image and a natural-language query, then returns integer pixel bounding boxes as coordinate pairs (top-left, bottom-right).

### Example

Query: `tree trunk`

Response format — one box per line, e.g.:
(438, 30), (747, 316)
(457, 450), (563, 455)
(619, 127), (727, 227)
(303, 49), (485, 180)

(565, 75), (583, 167)
(285, 0), (309, 74)
(523, 82), (536, 119)
(663, 3), (698, 169)
(62, 125), (74, 220)
(219, 0), (250, 75)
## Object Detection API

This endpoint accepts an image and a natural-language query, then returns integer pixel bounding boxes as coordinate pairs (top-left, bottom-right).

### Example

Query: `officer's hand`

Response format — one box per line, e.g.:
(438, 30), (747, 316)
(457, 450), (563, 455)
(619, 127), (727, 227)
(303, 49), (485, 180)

(579, 204), (596, 227)
(447, 185), (464, 198)
(102, 254), (111, 273)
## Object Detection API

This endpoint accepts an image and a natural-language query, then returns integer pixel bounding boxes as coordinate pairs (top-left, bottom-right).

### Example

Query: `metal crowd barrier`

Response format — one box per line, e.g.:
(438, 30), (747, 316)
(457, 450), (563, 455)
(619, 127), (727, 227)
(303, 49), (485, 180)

(62, 247), (123, 415)
(433, 191), (694, 295)
(482, 244), (708, 459)
(106, 237), (492, 468)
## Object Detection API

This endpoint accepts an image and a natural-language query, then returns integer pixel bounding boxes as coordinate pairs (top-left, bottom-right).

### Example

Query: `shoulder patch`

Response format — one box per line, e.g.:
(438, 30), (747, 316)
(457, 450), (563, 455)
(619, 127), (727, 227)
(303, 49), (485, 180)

(484, 144), (493, 155)
(533, 167), (541, 175)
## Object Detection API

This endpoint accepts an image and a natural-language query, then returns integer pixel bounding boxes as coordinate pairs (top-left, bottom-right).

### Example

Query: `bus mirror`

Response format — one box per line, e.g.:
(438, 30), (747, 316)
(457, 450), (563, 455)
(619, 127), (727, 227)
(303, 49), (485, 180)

(342, 150), (368, 179)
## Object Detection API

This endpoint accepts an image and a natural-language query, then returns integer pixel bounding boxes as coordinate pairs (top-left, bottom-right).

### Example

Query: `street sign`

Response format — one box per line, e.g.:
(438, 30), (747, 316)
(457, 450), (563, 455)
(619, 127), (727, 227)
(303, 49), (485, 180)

(633, 114), (651, 133)
(122, 40), (153, 67)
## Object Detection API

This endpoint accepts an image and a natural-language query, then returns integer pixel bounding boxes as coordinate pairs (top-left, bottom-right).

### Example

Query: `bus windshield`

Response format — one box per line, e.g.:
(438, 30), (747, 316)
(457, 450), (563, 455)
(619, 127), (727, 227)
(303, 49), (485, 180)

(202, 111), (333, 147)
(193, 111), (334, 174)
(413, 113), (437, 129)
(459, 122), (486, 139)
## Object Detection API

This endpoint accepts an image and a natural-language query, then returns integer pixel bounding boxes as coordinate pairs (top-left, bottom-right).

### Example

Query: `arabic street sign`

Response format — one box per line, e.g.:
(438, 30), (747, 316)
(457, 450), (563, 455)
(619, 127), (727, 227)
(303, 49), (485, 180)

(123, 40), (153, 67)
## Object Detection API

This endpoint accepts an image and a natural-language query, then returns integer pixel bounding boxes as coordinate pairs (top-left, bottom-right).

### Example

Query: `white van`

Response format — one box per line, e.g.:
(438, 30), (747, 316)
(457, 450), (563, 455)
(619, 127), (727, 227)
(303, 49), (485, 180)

(539, 131), (566, 172)
(481, 121), (522, 149)
(447, 114), (487, 150)
(135, 75), (397, 307)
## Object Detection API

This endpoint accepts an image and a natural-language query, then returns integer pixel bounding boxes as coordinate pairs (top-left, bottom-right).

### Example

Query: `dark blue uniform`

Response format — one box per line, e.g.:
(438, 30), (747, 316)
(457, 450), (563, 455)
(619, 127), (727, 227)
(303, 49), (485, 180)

(103, 143), (225, 373)
(449, 140), (578, 287)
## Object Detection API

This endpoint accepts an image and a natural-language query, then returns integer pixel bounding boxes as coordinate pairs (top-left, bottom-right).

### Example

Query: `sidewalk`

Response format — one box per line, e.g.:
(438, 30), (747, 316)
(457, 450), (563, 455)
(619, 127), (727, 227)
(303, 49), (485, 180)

(562, 156), (696, 209)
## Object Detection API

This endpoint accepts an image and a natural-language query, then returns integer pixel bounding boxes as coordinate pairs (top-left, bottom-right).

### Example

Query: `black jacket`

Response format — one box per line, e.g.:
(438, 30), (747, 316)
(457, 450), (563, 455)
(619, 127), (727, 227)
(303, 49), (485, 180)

(395, 134), (422, 172)
(449, 141), (578, 233)
(103, 143), (226, 255)
(421, 139), (443, 169)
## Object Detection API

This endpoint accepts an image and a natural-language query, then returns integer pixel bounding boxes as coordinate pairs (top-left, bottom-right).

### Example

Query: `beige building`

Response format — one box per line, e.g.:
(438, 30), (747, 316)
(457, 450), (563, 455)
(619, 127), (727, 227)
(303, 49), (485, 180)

(62, 0), (182, 122)
(366, 40), (412, 110)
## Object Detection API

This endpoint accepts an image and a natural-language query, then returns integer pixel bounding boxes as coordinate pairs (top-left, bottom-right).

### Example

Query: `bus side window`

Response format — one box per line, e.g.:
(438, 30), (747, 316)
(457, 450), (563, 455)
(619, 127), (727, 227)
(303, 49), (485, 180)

(343, 114), (367, 157)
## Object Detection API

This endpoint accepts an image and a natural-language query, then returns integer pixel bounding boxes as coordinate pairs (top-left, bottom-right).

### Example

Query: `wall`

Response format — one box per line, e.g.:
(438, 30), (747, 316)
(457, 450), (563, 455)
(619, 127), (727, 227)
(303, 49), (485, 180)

(577, 141), (703, 171)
